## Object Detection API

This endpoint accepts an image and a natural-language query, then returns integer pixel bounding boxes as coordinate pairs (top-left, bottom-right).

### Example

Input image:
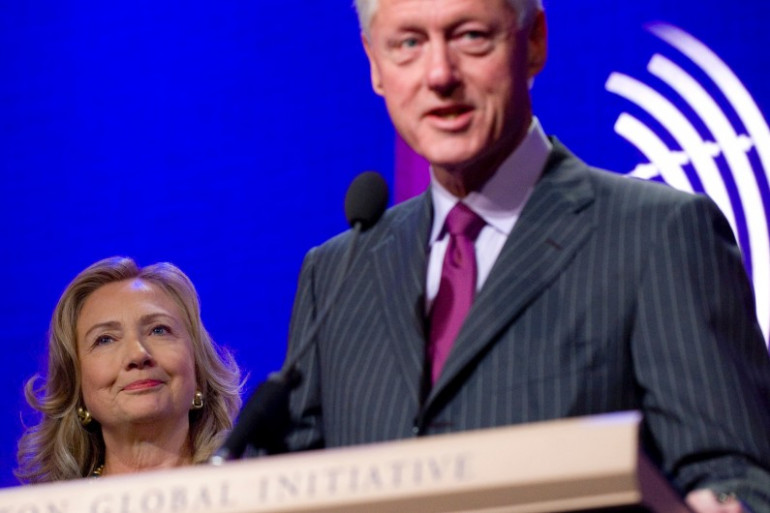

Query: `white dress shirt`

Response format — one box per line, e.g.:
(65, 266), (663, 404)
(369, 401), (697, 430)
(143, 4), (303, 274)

(426, 117), (552, 313)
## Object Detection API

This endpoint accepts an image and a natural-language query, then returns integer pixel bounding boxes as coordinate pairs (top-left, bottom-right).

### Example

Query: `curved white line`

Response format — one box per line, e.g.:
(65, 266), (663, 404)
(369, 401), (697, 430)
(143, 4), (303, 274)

(648, 24), (770, 176)
(628, 163), (661, 180)
(606, 72), (739, 235)
(648, 55), (763, 230)
(648, 55), (770, 338)
(649, 23), (770, 343)
(614, 112), (694, 192)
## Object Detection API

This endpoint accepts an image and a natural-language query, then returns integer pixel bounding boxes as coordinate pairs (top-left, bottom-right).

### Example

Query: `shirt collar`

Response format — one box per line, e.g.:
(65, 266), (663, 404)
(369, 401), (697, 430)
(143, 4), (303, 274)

(429, 117), (552, 244)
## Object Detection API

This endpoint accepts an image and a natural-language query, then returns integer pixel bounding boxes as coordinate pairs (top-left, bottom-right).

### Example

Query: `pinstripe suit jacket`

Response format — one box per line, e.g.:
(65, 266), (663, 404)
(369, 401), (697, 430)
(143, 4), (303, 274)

(284, 141), (770, 503)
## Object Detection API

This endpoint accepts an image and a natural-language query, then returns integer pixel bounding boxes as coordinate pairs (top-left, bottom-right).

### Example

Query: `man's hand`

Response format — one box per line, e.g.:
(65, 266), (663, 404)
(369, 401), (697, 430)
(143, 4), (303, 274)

(686, 489), (749, 513)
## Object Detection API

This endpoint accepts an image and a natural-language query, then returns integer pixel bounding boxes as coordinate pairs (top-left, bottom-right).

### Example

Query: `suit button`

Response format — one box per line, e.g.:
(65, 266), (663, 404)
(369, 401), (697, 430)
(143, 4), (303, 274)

(412, 425), (420, 436)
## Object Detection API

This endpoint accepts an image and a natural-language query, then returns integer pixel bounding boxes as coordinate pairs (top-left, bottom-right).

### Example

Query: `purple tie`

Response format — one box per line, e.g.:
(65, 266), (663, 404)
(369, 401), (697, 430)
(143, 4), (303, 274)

(428, 202), (486, 384)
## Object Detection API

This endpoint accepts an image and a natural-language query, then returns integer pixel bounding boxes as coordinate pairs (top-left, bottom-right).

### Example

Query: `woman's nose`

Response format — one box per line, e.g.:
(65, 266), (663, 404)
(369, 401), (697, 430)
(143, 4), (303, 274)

(125, 338), (155, 369)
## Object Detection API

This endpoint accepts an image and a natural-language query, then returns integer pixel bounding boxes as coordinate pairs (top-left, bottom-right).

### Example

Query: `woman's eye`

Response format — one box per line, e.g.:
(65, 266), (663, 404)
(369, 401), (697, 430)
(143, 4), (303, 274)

(151, 325), (171, 336)
(93, 335), (114, 346)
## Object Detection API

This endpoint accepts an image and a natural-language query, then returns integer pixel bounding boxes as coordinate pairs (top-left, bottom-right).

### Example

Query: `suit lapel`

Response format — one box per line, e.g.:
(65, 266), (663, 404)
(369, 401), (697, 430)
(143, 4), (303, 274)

(371, 194), (433, 404)
(428, 144), (597, 403)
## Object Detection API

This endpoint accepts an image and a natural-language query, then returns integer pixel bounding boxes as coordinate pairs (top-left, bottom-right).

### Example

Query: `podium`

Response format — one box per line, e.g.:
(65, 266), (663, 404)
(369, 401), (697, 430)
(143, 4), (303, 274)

(0, 412), (691, 512)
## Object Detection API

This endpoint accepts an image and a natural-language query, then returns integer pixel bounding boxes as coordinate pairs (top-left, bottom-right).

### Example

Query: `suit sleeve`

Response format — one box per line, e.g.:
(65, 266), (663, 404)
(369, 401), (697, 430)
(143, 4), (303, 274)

(631, 193), (770, 509)
(284, 247), (326, 452)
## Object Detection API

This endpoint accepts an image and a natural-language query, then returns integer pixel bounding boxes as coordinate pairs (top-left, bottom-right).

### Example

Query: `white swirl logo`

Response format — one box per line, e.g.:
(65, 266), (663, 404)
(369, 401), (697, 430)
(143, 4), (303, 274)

(605, 22), (770, 345)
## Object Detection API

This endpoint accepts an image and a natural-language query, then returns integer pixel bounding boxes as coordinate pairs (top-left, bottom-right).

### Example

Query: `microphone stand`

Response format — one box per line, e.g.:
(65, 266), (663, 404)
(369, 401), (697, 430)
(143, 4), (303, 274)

(210, 172), (387, 464)
(210, 225), (366, 463)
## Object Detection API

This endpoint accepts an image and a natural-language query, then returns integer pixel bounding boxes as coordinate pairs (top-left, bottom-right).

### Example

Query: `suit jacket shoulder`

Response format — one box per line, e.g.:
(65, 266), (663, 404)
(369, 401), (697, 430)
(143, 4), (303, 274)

(286, 140), (770, 507)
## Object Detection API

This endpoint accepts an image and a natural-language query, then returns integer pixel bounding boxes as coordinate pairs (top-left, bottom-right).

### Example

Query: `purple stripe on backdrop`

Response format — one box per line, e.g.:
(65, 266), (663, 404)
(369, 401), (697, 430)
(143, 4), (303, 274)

(395, 134), (430, 203)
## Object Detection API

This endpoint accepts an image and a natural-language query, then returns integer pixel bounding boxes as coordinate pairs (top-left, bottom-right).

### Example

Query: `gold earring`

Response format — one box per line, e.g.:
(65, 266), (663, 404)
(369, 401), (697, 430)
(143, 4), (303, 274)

(77, 407), (93, 426)
(191, 390), (204, 410)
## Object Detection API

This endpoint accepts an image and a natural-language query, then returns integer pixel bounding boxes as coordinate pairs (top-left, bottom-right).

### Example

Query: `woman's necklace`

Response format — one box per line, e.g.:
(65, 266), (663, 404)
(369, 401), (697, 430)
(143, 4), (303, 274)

(92, 464), (104, 477)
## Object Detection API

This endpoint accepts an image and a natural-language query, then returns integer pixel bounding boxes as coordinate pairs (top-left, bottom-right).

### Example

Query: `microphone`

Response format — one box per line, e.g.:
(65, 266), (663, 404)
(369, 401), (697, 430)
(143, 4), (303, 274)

(210, 171), (389, 464)
(345, 170), (389, 230)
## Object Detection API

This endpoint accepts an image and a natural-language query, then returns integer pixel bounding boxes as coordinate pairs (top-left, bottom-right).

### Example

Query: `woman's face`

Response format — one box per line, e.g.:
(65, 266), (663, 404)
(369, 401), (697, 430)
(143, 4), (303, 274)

(76, 279), (197, 432)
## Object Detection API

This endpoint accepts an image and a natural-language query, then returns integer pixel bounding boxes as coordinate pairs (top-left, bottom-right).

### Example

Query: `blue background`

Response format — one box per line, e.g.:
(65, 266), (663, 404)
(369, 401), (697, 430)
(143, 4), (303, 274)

(1, 1), (767, 487)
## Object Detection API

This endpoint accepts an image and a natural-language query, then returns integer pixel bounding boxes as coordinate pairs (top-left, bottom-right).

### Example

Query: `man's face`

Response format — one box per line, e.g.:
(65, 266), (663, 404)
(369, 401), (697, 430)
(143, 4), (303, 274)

(363, 0), (546, 180)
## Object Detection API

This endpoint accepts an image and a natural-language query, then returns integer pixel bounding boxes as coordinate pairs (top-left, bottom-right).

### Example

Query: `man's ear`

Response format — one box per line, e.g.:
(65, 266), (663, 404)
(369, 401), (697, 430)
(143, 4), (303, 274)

(362, 33), (385, 96)
(526, 10), (547, 79)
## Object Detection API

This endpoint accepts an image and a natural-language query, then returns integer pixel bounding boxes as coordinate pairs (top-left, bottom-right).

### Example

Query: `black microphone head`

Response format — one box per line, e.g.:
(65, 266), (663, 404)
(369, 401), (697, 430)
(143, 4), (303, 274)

(344, 171), (389, 230)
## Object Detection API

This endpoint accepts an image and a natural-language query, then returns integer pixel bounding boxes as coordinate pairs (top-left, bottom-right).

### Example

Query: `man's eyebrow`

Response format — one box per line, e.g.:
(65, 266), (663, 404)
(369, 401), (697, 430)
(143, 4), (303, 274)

(389, 22), (424, 33)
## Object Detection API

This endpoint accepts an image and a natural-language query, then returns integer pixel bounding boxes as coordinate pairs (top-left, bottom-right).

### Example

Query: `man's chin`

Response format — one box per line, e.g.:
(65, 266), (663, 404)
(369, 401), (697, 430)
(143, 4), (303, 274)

(418, 146), (479, 171)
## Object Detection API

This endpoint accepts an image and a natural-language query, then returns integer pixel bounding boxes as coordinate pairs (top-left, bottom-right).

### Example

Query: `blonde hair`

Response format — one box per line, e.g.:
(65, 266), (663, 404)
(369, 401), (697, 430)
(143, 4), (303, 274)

(15, 256), (243, 483)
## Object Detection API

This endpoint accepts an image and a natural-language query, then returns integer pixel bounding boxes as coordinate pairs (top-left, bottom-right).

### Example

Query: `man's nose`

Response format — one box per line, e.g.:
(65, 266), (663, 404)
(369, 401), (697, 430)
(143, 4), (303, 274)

(425, 41), (460, 95)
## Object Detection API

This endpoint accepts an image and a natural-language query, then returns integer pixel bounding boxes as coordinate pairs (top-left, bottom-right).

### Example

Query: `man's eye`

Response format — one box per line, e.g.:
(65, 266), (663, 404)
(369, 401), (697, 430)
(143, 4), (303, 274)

(386, 35), (423, 63)
(455, 30), (493, 53)
(462, 30), (485, 40)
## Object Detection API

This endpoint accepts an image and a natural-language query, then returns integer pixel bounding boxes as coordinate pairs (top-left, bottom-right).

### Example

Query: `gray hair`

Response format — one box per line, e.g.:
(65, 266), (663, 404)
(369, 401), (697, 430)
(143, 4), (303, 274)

(354, 0), (543, 35)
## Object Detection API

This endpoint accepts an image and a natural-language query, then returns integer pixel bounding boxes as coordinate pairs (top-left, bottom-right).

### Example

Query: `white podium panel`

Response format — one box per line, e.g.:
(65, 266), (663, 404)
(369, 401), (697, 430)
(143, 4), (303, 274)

(0, 412), (690, 513)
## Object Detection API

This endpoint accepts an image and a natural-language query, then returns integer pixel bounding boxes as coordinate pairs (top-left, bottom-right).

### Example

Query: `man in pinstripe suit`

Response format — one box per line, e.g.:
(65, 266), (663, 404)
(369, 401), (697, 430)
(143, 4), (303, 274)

(283, 0), (770, 510)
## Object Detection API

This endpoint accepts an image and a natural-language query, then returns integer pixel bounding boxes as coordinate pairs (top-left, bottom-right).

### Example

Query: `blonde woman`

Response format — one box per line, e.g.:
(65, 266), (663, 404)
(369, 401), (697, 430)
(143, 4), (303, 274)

(16, 256), (242, 481)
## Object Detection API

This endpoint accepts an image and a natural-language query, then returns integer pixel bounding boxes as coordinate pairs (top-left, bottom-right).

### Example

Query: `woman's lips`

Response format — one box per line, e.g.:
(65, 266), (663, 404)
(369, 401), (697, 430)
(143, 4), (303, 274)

(122, 379), (164, 391)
